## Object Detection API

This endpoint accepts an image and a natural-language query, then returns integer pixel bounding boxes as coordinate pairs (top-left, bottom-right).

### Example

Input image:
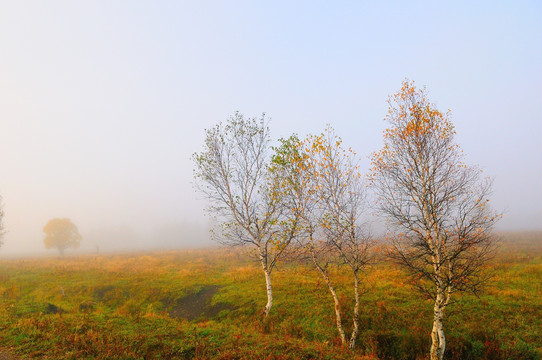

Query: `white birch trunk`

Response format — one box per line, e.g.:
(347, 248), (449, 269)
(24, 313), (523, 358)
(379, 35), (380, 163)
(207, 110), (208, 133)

(259, 250), (273, 319)
(263, 267), (273, 319)
(349, 270), (360, 349)
(430, 295), (446, 360)
(313, 259), (347, 346)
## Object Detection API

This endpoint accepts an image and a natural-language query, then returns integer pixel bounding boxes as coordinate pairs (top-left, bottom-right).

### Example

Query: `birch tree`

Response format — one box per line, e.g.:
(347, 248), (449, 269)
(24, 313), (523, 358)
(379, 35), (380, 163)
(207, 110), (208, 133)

(315, 129), (371, 349)
(193, 112), (296, 319)
(370, 81), (500, 360)
(272, 128), (371, 349)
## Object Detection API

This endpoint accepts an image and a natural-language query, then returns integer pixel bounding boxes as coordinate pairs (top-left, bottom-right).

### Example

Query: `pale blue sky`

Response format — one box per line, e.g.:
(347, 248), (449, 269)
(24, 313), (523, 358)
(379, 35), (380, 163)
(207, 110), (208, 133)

(0, 1), (540, 253)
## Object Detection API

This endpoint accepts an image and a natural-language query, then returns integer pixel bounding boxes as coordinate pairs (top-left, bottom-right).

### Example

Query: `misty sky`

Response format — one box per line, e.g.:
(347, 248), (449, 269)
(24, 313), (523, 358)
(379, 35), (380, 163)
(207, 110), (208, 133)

(0, 1), (541, 254)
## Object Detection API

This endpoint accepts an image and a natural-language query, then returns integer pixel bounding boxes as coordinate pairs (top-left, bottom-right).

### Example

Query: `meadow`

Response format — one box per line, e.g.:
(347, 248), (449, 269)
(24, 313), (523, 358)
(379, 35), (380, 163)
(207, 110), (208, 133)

(0, 231), (540, 359)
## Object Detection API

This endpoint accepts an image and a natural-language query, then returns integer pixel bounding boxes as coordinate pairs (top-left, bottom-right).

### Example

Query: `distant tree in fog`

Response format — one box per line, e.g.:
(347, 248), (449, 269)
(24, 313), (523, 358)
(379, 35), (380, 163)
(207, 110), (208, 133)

(192, 112), (298, 319)
(43, 218), (82, 257)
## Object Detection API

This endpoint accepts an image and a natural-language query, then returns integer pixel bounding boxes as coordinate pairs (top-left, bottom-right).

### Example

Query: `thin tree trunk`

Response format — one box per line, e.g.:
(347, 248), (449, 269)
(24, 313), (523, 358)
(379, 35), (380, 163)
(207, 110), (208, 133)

(349, 269), (360, 349)
(430, 296), (446, 360)
(259, 251), (273, 319)
(263, 268), (273, 319)
(312, 255), (347, 346)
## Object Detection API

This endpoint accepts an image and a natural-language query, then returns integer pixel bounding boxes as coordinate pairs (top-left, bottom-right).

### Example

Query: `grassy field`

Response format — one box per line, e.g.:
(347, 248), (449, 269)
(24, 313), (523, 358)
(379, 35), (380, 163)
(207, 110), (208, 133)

(0, 232), (540, 359)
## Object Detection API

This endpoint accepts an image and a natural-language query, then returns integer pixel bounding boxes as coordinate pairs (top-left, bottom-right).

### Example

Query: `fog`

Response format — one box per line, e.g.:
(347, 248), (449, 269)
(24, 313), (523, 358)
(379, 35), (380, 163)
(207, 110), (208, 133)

(0, 2), (540, 255)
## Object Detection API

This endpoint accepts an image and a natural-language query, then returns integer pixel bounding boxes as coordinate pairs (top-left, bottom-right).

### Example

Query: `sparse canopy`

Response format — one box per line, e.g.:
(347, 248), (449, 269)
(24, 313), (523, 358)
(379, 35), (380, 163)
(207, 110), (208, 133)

(43, 218), (82, 257)
(370, 81), (500, 360)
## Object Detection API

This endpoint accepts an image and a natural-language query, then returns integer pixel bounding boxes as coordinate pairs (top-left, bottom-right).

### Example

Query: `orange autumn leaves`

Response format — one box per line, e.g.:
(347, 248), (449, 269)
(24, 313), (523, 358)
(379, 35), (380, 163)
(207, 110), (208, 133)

(270, 126), (362, 232)
(370, 81), (456, 179)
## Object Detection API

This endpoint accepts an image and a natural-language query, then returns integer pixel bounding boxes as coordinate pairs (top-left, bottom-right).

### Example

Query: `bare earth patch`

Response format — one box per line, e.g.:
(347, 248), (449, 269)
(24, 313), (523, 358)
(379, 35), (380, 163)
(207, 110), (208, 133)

(165, 285), (235, 321)
(0, 349), (19, 360)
